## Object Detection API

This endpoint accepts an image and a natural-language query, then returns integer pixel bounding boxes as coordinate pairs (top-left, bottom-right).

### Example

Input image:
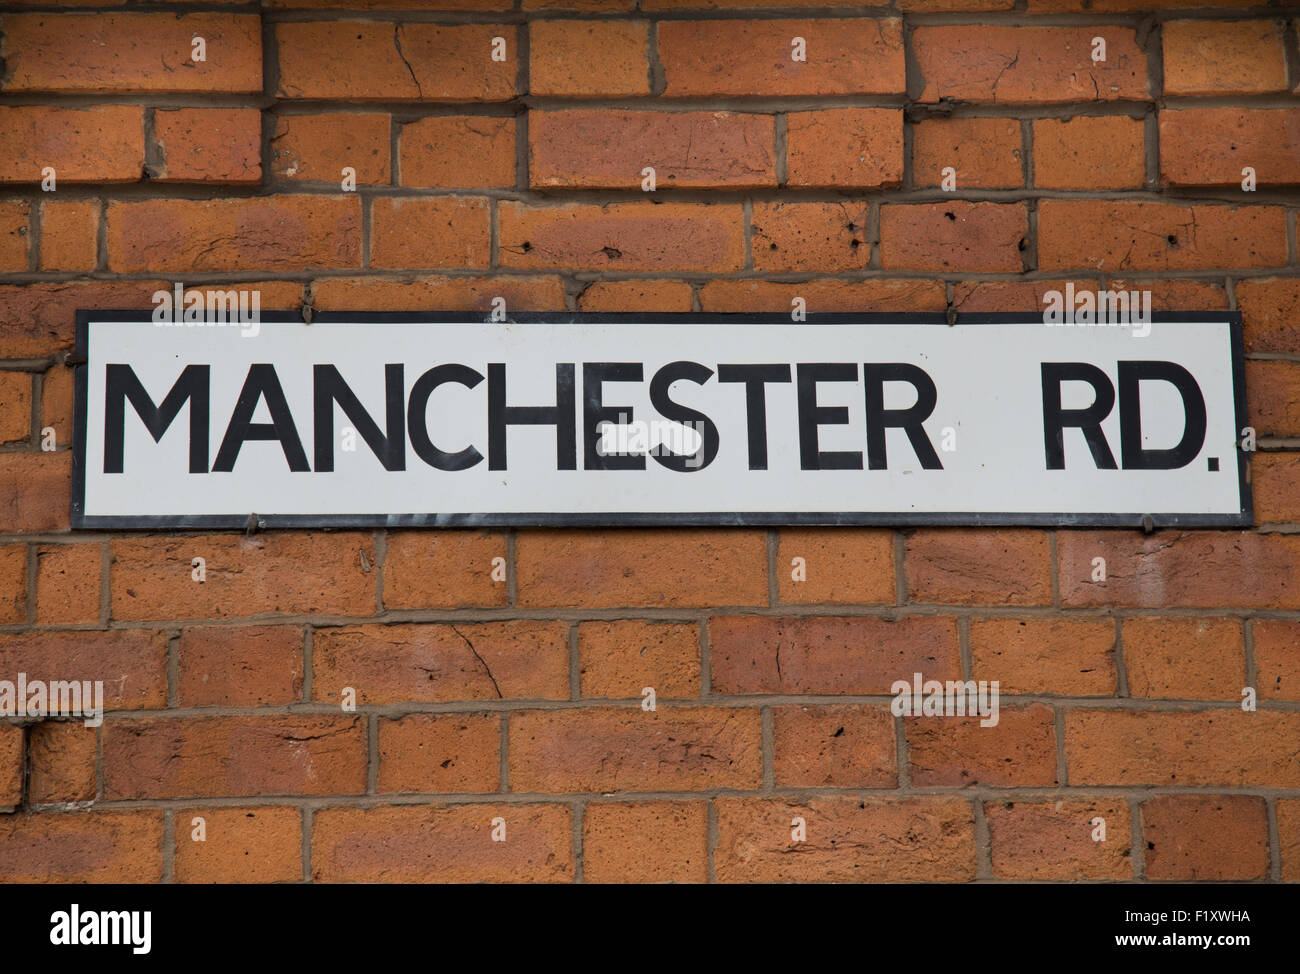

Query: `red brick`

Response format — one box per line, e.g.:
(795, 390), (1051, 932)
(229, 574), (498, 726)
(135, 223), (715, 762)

(1058, 531), (1300, 609)
(772, 705), (896, 787)
(399, 116), (515, 189)
(1238, 277), (1300, 355)
(579, 620), (700, 699)
(1161, 108), (1300, 188)
(498, 202), (746, 273)
(272, 113), (390, 185)
(37, 200), (98, 271)
(312, 621), (569, 705)
(914, 26), (1148, 103)
(911, 117), (1023, 189)
(0, 724), (20, 809)
(970, 618), (1117, 695)
(1123, 617), (1245, 701)
(582, 802), (707, 883)
(1280, 800), (1300, 881)
(529, 20), (649, 96)
(1105, 278), (1228, 310)
(898, 0), (1014, 8)
(577, 280), (694, 312)
(1033, 116), (1146, 190)
(111, 534), (376, 622)
(1142, 795), (1268, 880)
(154, 108), (260, 183)
(1, 14), (261, 93)
(880, 202), (1026, 272)
(710, 615), (960, 694)
(907, 704), (1058, 787)
(1038, 201), (1287, 271)
(0, 630), (166, 710)
(1065, 709), (1300, 786)
(0, 371), (31, 443)
(752, 201), (870, 273)
(517, 529), (766, 608)
(785, 108), (902, 188)
(383, 530), (508, 610)
(953, 279), (1098, 314)
(1162, 20), (1288, 96)
(311, 276), (565, 314)
(103, 715), (365, 799)
(699, 279), (945, 313)
(35, 544), (101, 625)
(777, 528), (895, 605)
(28, 722), (97, 804)
(986, 799), (1131, 880)
(0, 201), (30, 270)
(175, 807), (302, 884)
(0, 106), (145, 183)
(0, 811), (162, 883)
(1254, 620), (1300, 702)
(177, 625), (304, 707)
(41, 366), (76, 441)
(509, 707), (761, 792)
(312, 803), (572, 883)
(659, 19), (904, 97)
(1246, 361), (1300, 436)
(277, 22), (518, 101)
(0, 452), (69, 532)
(715, 797), (975, 882)
(378, 714), (500, 794)
(1028, 0), (1257, 9)
(107, 196), (361, 272)
(531, 110), (774, 190)
(0, 545), (24, 624)
(370, 196), (490, 270)
(906, 529), (1052, 605)
(1253, 453), (1300, 523)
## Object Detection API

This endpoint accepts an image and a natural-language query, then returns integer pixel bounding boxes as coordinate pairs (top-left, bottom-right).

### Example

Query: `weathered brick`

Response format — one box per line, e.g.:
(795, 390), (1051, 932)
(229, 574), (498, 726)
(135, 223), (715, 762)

(370, 196), (491, 270)
(1057, 531), (1300, 609)
(913, 26), (1148, 103)
(1033, 116), (1146, 190)
(272, 113), (391, 185)
(2, 14), (261, 93)
(0, 811), (163, 883)
(1246, 361), (1300, 436)
(1142, 795), (1268, 880)
(907, 705), (1058, 787)
(772, 705), (896, 788)
(986, 799), (1131, 880)
(905, 529), (1052, 605)
(498, 202), (746, 272)
(911, 117), (1022, 189)
(577, 280), (694, 312)
(103, 715), (366, 799)
(175, 807), (302, 884)
(529, 20), (649, 96)
(710, 615), (960, 694)
(35, 544), (101, 625)
(509, 708), (761, 792)
(277, 23), (518, 101)
(715, 797), (975, 882)
(516, 529), (766, 608)
(659, 19), (904, 97)
(0, 544), (25, 624)
(383, 530), (508, 610)
(28, 721), (97, 804)
(582, 801), (707, 883)
(1162, 20), (1288, 96)
(378, 714), (500, 794)
(1065, 710), (1300, 786)
(1254, 620), (1300, 702)
(530, 110), (774, 190)
(0, 452), (69, 532)
(0, 201), (30, 271)
(1280, 799), (1300, 881)
(154, 108), (261, 183)
(752, 201), (870, 273)
(399, 116), (515, 189)
(38, 200), (98, 271)
(1237, 277), (1300, 355)
(110, 534), (376, 622)
(107, 196), (362, 272)
(880, 202), (1027, 272)
(0, 724), (21, 809)
(0, 371), (31, 443)
(1250, 453), (1300, 523)
(1161, 109), (1300, 188)
(312, 804), (572, 883)
(579, 620), (701, 699)
(0, 106), (145, 183)
(0, 630), (165, 709)
(777, 528), (894, 605)
(785, 108), (902, 188)
(177, 625), (304, 707)
(970, 618), (1116, 695)
(699, 279), (945, 313)
(311, 276), (565, 314)
(312, 621), (569, 704)
(1038, 201), (1287, 271)
(1122, 617), (1245, 700)
(952, 279), (1099, 314)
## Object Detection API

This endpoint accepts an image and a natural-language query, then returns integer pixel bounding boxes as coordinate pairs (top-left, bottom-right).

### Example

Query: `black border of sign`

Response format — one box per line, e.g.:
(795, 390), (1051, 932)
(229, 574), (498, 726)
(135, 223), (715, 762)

(71, 308), (1252, 530)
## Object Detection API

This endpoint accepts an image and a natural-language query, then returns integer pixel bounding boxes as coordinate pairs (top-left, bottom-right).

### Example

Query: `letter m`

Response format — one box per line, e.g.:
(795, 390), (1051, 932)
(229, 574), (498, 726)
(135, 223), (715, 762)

(104, 364), (210, 473)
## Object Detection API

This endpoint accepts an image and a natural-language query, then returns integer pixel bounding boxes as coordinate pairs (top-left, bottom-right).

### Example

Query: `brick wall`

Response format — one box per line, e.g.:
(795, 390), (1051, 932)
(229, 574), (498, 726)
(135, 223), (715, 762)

(0, 0), (1298, 884)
